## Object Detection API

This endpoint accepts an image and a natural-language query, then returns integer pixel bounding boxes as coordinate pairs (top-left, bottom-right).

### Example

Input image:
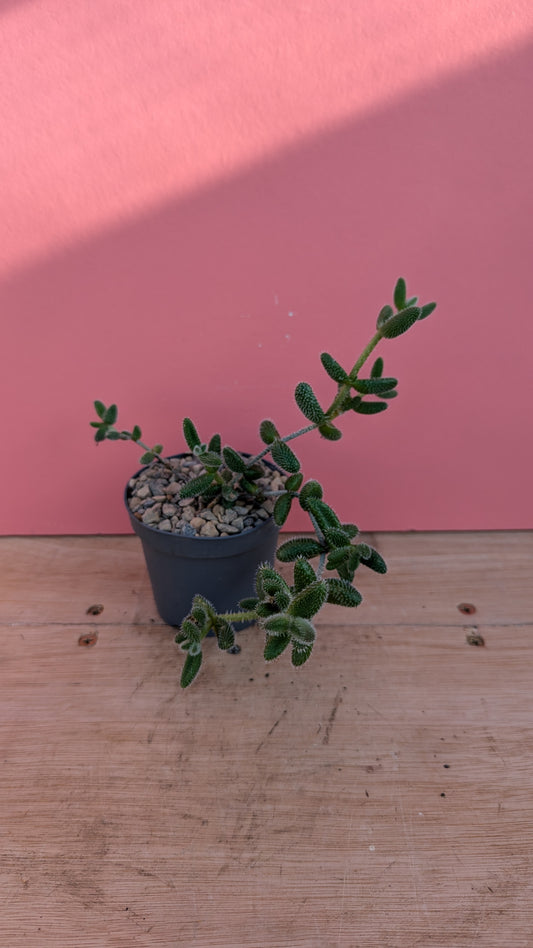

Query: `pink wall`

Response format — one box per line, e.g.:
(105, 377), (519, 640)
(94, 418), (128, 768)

(2, 1), (532, 534)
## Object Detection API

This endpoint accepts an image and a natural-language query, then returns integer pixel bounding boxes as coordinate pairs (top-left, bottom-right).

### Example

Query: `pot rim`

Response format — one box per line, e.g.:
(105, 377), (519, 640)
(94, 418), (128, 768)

(124, 451), (278, 543)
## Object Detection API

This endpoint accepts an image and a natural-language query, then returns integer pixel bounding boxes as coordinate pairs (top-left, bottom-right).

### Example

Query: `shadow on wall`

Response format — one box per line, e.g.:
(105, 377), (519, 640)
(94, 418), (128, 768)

(2, 39), (532, 533)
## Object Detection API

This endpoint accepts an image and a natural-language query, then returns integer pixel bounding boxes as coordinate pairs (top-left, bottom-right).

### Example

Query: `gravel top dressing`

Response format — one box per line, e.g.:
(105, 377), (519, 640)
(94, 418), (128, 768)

(127, 455), (287, 538)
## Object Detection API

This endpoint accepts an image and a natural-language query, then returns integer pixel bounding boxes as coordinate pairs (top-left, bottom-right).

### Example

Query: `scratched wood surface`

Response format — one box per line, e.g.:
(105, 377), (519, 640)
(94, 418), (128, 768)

(1, 532), (532, 948)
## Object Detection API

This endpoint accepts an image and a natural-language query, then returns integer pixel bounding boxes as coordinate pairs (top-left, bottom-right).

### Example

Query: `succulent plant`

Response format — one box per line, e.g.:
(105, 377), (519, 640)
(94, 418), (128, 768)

(92, 278), (437, 687)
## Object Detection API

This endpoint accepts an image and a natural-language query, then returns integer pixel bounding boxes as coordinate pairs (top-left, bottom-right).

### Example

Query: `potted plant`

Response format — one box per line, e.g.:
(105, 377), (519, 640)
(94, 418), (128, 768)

(91, 278), (437, 687)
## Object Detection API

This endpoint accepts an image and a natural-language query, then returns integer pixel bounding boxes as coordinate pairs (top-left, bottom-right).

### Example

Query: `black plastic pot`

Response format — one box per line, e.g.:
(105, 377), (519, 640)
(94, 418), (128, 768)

(124, 456), (280, 627)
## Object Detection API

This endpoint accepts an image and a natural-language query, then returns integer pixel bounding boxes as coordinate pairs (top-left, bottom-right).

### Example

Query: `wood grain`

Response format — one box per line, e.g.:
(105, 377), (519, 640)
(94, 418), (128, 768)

(1, 532), (532, 947)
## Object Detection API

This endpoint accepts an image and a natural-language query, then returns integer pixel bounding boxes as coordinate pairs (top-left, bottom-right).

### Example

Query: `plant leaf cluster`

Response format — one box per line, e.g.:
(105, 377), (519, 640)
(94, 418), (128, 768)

(91, 278), (437, 687)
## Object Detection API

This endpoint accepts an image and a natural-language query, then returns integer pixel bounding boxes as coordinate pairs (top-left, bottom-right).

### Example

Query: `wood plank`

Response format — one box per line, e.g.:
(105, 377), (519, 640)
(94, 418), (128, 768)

(1, 533), (533, 947)
(1, 531), (532, 626)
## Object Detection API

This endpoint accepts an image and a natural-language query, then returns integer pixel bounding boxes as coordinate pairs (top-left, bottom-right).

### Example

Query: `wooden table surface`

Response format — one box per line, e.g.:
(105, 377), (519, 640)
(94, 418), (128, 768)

(1, 532), (532, 948)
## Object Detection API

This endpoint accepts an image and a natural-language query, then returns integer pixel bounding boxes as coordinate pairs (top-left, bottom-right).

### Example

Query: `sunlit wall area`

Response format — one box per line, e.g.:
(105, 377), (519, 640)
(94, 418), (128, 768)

(2, 0), (532, 532)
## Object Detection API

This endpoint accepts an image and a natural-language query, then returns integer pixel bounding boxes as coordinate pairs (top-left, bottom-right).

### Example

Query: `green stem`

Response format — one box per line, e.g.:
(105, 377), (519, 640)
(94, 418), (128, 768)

(327, 330), (382, 418)
(219, 610), (257, 624)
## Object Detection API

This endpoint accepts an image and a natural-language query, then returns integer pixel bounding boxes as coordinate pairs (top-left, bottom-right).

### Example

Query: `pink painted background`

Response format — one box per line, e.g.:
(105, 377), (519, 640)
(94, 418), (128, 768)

(2, 0), (532, 534)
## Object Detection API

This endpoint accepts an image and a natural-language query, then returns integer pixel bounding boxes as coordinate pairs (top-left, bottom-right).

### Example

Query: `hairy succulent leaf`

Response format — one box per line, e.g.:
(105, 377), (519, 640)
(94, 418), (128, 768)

(293, 557), (317, 593)
(288, 580), (328, 619)
(393, 277), (407, 310)
(131, 425), (142, 442)
(270, 440), (301, 473)
(351, 377), (398, 395)
(263, 614), (292, 635)
(264, 633), (291, 661)
(376, 304), (394, 329)
(379, 305), (420, 339)
(259, 419), (280, 445)
(320, 352), (348, 383)
(208, 433), (221, 453)
(140, 451), (155, 463)
(264, 615), (316, 645)
(326, 546), (353, 570)
(181, 618), (201, 643)
(285, 472), (303, 492)
(298, 480), (323, 511)
(255, 601), (283, 618)
(103, 404), (118, 425)
(419, 301), (437, 320)
(222, 446), (247, 474)
(179, 473), (217, 499)
(326, 578), (362, 607)
(323, 526), (352, 549)
(215, 619), (235, 651)
(294, 382), (325, 423)
(341, 523), (359, 538)
(370, 357), (384, 379)
(198, 450), (222, 469)
(183, 417), (201, 451)
(307, 497), (341, 531)
(380, 390), (398, 399)
(94, 400), (106, 419)
(276, 537), (324, 562)
(106, 430), (120, 440)
(180, 651), (202, 688)
(238, 596), (259, 611)
(352, 400), (388, 415)
(291, 641), (314, 667)
(318, 421), (343, 441)
(273, 493), (293, 527)
(359, 547), (387, 574)
(256, 564), (291, 600)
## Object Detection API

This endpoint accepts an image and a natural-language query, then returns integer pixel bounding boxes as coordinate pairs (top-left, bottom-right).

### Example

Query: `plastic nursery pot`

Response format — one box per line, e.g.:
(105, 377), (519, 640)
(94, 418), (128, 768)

(124, 454), (280, 628)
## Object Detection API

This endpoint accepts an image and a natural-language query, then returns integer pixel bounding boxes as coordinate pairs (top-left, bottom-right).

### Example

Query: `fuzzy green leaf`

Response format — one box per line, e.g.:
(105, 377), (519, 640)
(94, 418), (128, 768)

(264, 633), (291, 661)
(259, 419), (280, 445)
(419, 301), (437, 320)
(238, 596), (259, 611)
(288, 580), (328, 619)
(291, 641), (314, 667)
(106, 430), (120, 440)
(352, 400), (388, 415)
(294, 382), (325, 424)
(320, 352), (348, 383)
(352, 377), (398, 395)
(393, 277), (407, 310)
(153, 444), (163, 455)
(325, 546), (352, 570)
(377, 304), (394, 329)
(256, 601), (282, 618)
(198, 450), (223, 469)
(140, 451), (155, 464)
(131, 425), (142, 441)
(256, 564), (291, 600)
(370, 357), (384, 379)
(326, 578), (362, 607)
(264, 614), (292, 635)
(360, 547), (387, 574)
(273, 493), (293, 527)
(380, 390), (398, 399)
(222, 446), (247, 474)
(208, 433), (221, 453)
(307, 498), (341, 531)
(276, 537), (324, 562)
(298, 480), (323, 511)
(215, 619), (235, 651)
(379, 305), (421, 339)
(293, 557), (317, 593)
(323, 526), (352, 549)
(318, 421), (343, 441)
(183, 417), (201, 451)
(179, 473), (216, 499)
(270, 440), (300, 474)
(103, 404), (118, 425)
(341, 523), (359, 538)
(180, 651), (202, 688)
(285, 472), (303, 492)
(94, 400), (106, 419)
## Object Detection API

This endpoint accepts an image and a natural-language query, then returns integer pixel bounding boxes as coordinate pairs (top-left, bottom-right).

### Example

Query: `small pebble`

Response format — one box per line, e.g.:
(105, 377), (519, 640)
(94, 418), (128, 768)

(136, 485), (151, 500)
(158, 519), (172, 532)
(142, 508), (160, 525)
(162, 503), (177, 517)
(190, 517), (206, 530)
(217, 522), (239, 534)
(200, 521), (219, 537)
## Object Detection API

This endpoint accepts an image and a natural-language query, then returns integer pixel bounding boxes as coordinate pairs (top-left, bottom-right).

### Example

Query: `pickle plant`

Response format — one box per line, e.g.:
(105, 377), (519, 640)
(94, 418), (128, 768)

(92, 279), (437, 687)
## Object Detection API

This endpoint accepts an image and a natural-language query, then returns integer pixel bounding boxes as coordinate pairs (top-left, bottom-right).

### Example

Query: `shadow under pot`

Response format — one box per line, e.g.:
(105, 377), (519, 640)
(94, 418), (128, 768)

(124, 454), (280, 627)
